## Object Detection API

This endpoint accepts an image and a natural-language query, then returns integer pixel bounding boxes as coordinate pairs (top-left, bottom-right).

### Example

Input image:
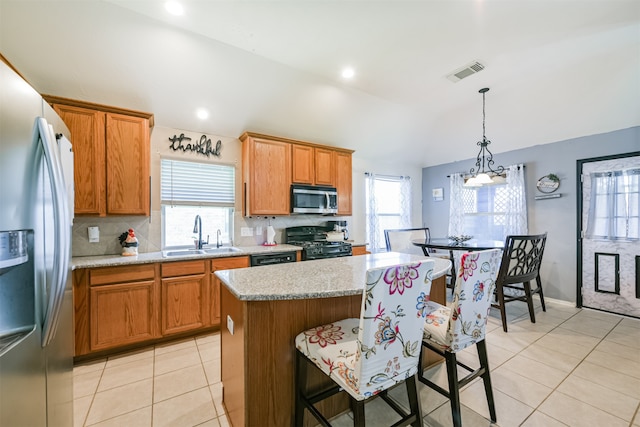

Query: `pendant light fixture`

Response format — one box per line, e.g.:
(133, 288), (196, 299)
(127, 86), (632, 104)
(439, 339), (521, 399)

(466, 87), (504, 187)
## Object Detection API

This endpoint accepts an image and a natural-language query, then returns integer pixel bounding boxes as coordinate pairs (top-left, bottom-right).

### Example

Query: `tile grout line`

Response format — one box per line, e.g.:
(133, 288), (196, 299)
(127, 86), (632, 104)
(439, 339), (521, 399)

(518, 312), (629, 426)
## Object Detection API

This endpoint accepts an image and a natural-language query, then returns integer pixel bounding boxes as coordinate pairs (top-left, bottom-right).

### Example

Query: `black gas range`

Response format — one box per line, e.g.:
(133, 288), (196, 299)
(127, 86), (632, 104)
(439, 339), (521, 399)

(284, 226), (352, 260)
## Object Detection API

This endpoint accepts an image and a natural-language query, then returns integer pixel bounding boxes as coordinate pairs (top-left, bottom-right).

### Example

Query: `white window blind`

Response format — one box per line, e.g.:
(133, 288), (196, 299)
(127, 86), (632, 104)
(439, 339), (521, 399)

(161, 159), (235, 206)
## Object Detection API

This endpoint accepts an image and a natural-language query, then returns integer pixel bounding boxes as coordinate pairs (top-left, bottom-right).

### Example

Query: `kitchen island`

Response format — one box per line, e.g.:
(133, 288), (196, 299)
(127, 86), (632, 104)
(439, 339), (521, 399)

(216, 252), (451, 427)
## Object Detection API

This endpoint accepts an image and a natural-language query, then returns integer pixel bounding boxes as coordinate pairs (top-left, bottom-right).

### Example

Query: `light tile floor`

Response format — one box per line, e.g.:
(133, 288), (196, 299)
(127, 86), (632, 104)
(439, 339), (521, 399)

(73, 299), (640, 426)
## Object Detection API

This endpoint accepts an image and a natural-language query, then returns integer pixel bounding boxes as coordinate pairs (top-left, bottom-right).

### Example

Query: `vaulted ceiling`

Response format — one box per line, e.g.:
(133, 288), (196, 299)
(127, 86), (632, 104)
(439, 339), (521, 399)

(1, 0), (638, 167)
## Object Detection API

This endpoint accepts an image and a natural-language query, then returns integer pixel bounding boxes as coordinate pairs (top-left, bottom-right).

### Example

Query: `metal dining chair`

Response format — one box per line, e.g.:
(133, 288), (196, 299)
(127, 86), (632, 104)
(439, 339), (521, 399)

(384, 227), (453, 287)
(493, 233), (548, 332)
(294, 259), (435, 426)
(383, 227), (431, 255)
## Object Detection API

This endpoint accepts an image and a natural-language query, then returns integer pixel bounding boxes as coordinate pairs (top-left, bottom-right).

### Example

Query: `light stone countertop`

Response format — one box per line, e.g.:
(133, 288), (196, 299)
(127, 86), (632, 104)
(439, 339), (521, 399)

(215, 252), (451, 301)
(71, 244), (304, 269)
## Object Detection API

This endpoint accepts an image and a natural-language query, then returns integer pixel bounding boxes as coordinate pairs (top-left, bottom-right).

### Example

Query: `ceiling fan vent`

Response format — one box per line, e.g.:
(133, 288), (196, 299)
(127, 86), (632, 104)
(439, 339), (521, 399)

(447, 61), (485, 82)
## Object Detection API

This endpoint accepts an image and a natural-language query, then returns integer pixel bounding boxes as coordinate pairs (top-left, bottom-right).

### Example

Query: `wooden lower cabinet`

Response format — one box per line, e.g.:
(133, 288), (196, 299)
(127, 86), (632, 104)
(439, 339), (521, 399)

(74, 256), (253, 358)
(161, 260), (209, 335)
(351, 245), (369, 256)
(73, 263), (160, 356)
(210, 256), (250, 326)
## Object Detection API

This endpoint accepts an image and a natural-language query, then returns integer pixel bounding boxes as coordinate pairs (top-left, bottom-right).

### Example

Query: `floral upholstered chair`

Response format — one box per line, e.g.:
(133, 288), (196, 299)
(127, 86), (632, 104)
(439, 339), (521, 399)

(294, 259), (435, 427)
(418, 249), (501, 427)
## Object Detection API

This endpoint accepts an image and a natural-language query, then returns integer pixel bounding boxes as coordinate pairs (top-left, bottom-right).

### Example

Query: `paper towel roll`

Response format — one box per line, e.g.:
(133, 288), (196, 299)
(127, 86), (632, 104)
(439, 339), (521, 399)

(266, 225), (276, 245)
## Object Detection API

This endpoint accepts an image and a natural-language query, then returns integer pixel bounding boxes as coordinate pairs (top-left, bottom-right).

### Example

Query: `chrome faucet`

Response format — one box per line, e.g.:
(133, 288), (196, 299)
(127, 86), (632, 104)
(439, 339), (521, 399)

(216, 229), (222, 248)
(193, 215), (208, 249)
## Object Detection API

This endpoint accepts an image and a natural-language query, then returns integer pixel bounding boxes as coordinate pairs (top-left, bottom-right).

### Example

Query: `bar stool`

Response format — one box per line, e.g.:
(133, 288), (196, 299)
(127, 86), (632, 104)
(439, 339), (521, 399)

(294, 259), (435, 427)
(418, 249), (502, 427)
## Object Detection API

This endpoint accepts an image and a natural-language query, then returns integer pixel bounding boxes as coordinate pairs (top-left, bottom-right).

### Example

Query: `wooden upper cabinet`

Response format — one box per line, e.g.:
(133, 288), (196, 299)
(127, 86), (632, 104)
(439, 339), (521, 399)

(292, 145), (335, 186)
(314, 148), (335, 186)
(291, 144), (314, 184)
(106, 113), (150, 215)
(335, 151), (352, 215)
(241, 132), (352, 217)
(53, 104), (106, 215)
(241, 133), (292, 216)
(46, 95), (152, 216)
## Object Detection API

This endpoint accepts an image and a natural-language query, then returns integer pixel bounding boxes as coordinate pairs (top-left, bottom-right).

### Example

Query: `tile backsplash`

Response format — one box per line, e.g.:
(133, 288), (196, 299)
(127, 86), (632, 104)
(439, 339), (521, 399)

(72, 212), (351, 257)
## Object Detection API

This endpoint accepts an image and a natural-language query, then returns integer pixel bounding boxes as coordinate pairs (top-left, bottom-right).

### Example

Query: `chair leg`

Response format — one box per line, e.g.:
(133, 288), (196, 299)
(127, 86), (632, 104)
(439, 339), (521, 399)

(351, 397), (365, 427)
(294, 351), (307, 426)
(476, 340), (497, 422)
(405, 374), (422, 427)
(536, 274), (546, 312)
(495, 285), (508, 332)
(523, 280), (536, 324)
(444, 352), (462, 427)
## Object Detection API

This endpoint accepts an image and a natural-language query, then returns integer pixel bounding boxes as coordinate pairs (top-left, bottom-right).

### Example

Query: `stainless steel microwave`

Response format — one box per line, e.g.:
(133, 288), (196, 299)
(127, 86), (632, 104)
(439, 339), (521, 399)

(291, 185), (338, 214)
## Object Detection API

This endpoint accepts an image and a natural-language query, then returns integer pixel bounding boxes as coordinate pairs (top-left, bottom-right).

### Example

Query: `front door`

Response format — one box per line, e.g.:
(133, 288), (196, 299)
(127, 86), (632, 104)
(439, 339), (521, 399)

(578, 152), (640, 317)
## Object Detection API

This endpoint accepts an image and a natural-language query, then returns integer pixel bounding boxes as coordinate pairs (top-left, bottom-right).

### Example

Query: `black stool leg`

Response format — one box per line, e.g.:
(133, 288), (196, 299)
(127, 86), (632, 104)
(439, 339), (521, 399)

(406, 374), (422, 427)
(294, 351), (307, 426)
(351, 397), (365, 427)
(445, 352), (462, 427)
(477, 340), (497, 422)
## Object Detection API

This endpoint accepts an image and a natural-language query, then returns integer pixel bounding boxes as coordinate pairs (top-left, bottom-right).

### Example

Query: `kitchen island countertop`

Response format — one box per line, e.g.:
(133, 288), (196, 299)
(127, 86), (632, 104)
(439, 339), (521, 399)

(215, 252), (451, 301)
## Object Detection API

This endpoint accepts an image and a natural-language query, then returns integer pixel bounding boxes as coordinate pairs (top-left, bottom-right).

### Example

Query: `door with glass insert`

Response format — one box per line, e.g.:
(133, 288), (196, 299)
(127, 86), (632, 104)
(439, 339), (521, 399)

(579, 152), (640, 317)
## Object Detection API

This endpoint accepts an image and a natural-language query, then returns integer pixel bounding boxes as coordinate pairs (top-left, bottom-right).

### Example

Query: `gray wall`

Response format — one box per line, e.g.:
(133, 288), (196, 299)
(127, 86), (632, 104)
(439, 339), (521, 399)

(421, 126), (639, 303)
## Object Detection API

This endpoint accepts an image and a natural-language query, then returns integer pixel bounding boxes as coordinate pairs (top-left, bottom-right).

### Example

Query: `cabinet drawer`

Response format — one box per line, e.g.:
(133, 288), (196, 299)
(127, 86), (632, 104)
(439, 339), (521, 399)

(90, 264), (155, 286)
(211, 256), (250, 272)
(162, 260), (206, 277)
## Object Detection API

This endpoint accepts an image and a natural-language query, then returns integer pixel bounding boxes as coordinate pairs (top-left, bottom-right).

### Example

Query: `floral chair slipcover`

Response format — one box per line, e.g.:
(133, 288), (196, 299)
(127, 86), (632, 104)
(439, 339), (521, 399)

(295, 259), (434, 426)
(418, 249), (501, 427)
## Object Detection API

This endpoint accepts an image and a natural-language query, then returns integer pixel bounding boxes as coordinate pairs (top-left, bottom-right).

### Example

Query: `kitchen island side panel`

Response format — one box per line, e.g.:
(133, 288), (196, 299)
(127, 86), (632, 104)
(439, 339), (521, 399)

(221, 285), (246, 427)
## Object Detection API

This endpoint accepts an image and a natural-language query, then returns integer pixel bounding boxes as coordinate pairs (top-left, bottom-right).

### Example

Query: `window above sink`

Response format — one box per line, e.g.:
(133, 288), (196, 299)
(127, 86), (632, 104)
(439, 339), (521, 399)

(161, 159), (235, 250)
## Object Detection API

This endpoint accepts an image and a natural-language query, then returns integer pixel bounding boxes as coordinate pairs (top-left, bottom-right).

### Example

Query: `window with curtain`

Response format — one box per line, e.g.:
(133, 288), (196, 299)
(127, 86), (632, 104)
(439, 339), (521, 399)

(365, 173), (412, 252)
(448, 165), (527, 241)
(586, 168), (639, 241)
(161, 158), (235, 248)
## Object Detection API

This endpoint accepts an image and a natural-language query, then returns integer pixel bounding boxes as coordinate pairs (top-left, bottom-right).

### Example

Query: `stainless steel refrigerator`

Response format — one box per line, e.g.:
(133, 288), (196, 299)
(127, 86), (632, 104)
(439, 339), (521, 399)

(0, 59), (74, 426)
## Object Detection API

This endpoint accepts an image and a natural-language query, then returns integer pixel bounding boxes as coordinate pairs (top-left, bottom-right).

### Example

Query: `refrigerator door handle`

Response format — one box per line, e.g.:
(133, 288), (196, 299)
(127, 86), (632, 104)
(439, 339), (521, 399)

(35, 118), (70, 348)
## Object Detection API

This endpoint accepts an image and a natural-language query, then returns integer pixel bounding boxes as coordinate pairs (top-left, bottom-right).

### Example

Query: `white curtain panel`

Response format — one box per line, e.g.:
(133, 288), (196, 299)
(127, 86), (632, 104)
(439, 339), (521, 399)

(586, 168), (640, 240)
(504, 164), (528, 235)
(399, 175), (412, 228)
(365, 173), (381, 253)
(448, 174), (466, 236)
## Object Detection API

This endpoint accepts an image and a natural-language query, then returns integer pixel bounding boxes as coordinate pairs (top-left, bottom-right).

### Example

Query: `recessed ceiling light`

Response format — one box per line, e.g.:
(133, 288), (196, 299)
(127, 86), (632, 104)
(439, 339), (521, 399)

(341, 67), (355, 79)
(196, 108), (209, 120)
(165, 1), (184, 16)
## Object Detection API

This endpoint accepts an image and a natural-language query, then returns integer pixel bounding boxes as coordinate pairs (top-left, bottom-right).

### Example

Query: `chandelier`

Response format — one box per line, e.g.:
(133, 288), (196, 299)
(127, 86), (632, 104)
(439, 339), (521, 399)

(466, 87), (504, 187)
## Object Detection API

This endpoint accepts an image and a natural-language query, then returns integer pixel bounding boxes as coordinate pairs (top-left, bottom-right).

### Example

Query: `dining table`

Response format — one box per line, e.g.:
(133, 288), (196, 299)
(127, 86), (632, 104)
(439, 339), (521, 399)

(411, 237), (505, 278)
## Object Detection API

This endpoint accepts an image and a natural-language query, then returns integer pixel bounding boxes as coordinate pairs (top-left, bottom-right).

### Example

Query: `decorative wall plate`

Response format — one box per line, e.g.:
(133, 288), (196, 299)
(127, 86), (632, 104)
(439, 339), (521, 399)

(536, 174), (560, 193)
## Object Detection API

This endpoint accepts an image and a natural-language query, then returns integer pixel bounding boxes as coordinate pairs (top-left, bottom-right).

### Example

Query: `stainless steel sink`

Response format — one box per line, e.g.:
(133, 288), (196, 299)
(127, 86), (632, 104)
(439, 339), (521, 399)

(203, 247), (242, 254)
(162, 247), (242, 257)
(162, 249), (205, 257)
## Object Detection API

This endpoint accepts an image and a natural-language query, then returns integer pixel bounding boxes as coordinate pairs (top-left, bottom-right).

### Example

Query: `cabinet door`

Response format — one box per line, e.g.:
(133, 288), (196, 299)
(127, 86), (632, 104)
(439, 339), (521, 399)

(89, 280), (158, 351)
(291, 145), (314, 184)
(53, 104), (106, 215)
(243, 137), (291, 215)
(211, 256), (250, 326)
(314, 148), (335, 186)
(335, 151), (352, 215)
(105, 113), (150, 215)
(161, 273), (209, 335)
